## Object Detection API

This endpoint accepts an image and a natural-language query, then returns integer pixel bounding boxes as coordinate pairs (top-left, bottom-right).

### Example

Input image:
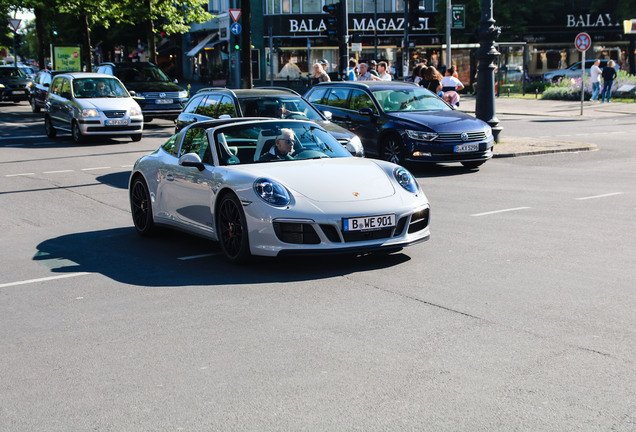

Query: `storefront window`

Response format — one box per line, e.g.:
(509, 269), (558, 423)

(303, 0), (322, 13)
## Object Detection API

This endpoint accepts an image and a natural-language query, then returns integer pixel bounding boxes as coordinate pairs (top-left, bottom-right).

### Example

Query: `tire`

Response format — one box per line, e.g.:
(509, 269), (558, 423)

(44, 116), (57, 138)
(130, 134), (143, 142)
(72, 121), (85, 143)
(130, 177), (156, 236)
(31, 97), (41, 113)
(216, 193), (251, 264)
(461, 161), (486, 169)
(381, 133), (405, 165)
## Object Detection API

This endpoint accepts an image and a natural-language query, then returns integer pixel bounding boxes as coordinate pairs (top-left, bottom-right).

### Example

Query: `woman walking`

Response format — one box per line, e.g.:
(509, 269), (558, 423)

(600, 60), (617, 103)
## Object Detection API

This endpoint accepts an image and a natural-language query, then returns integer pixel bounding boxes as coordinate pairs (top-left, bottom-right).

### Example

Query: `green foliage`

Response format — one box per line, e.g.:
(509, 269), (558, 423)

(541, 70), (636, 100)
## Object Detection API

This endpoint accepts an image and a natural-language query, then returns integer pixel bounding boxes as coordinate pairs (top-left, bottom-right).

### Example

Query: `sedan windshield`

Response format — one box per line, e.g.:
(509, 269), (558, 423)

(72, 78), (129, 98)
(0, 67), (26, 79)
(116, 65), (170, 83)
(238, 96), (324, 121)
(372, 87), (451, 113)
(214, 121), (352, 166)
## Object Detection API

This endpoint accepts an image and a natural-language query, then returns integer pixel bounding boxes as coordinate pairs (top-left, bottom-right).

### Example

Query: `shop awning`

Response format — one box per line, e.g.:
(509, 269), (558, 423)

(186, 33), (216, 57)
(204, 39), (226, 50)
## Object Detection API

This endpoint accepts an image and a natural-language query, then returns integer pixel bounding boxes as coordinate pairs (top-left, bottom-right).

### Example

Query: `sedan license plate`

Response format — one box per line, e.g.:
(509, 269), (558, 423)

(105, 119), (128, 126)
(455, 143), (479, 153)
(156, 99), (173, 104)
(343, 214), (396, 232)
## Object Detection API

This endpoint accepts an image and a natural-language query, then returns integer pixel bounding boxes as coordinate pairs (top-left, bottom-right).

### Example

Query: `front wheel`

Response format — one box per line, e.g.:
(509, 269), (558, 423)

(45, 116), (56, 138)
(130, 134), (142, 142)
(31, 98), (41, 113)
(72, 121), (85, 143)
(130, 177), (156, 236)
(216, 193), (251, 264)
(381, 134), (405, 165)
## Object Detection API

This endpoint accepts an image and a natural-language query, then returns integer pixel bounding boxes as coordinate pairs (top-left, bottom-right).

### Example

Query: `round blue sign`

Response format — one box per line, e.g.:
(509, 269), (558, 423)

(231, 23), (242, 35)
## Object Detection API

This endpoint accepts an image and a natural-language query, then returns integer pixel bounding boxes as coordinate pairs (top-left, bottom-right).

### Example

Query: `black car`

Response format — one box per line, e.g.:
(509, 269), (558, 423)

(28, 69), (67, 113)
(95, 62), (188, 122)
(304, 81), (494, 168)
(175, 87), (364, 157)
(0, 66), (30, 103)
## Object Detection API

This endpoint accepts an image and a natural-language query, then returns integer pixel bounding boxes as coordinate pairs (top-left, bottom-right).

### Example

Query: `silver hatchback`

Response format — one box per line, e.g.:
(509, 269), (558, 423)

(44, 72), (144, 143)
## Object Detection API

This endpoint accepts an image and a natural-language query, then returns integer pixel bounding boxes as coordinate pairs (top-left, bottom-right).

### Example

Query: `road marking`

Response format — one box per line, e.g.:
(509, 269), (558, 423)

(5, 172), (34, 177)
(81, 166), (111, 171)
(0, 135), (48, 140)
(0, 272), (91, 289)
(576, 192), (623, 201)
(177, 253), (219, 261)
(121, 165), (134, 168)
(43, 170), (74, 174)
(471, 207), (531, 217)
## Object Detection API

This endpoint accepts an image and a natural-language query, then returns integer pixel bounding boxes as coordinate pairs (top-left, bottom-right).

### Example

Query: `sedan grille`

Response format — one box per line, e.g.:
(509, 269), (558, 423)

(141, 92), (182, 99)
(103, 110), (126, 118)
(436, 131), (487, 143)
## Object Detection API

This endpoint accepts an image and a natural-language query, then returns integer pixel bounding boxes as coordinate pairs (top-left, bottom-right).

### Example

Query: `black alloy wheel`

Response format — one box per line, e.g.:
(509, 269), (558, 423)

(44, 116), (56, 138)
(130, 177), (156, 236)
(131, 134), (142, 142)
(217, 194), (251, 263)
(72, 121), (85, 143)
(381, 133), (405, 165)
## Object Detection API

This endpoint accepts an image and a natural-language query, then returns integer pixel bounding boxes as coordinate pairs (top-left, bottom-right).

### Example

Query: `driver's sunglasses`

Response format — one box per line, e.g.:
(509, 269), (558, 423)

(278, 138), (293, 144)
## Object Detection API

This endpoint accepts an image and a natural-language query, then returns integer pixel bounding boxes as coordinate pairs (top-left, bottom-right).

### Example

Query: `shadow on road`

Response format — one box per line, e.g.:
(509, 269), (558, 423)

(34, 227), (411, 286)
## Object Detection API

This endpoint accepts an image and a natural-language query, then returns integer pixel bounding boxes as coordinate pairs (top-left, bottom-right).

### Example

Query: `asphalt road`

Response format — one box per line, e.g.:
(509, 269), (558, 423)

(1, 100), (635, 431)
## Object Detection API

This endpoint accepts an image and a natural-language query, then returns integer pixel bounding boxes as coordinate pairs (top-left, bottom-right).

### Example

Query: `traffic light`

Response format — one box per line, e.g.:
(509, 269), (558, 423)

(323, 2), (342, 39)
(408, 0), (427, 30)
(52, 26), (58, 36)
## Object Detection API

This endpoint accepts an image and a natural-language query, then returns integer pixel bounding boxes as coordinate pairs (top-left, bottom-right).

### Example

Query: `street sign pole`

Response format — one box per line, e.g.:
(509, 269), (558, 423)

(580, 50), (585, 115)
(574, 32), (591, 115)
(8, 19), (21, 66)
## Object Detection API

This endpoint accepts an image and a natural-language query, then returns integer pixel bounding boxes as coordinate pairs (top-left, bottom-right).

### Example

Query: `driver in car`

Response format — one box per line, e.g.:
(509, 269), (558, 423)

(275, 101), (303, 119)
(260, 128), (295, 161)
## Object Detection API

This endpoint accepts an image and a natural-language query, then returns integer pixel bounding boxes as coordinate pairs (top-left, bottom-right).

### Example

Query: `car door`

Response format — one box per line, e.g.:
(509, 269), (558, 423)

(163, 127), (217, 231)
(176, 94), (205, 131)
(47, 76), (70, 127)
(346, 89), (381, 155)
(321, 87), (352, 129)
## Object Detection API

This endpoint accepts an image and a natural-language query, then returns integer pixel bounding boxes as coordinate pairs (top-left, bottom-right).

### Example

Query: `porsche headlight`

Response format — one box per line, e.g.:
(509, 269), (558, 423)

(81, 109), (99, 117)
(254, 178), (290, 207)
(345, 135), (364, 157)
(406, 130), (438, 141)
(393, 167), (419, 194)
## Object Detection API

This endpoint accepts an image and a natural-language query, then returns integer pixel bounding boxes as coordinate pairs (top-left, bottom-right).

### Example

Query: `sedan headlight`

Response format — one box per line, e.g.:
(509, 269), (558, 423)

(484, 126), (492, 138)
(81, 109), (99, 117)
(393, 167), (419, 194)
(406, 130), (438, 141)
(345, 135), (364, 157)
(178, 90), (189, 99)
(130, 107), (141, 116)
(254, 178), (291, 207)
(0, 84), (5, 89)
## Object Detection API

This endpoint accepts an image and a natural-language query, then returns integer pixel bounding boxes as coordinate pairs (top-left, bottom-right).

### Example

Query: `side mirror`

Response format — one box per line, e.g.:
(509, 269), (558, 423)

(358, 108), (374, 116)
(322, 110), (333, 120)
(43, 83), (50, 88)
(179, 152), (205, 171)
(129, 90), (136, 97)
(61, 92), (72, 100)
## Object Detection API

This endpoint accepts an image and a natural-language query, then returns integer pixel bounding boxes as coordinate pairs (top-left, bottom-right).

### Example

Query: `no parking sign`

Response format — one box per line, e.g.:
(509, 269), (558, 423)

(575, 32), (591, 52)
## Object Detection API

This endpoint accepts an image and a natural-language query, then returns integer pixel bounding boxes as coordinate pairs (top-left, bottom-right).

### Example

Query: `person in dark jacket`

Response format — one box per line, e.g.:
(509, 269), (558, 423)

(600, 60), (617, 103)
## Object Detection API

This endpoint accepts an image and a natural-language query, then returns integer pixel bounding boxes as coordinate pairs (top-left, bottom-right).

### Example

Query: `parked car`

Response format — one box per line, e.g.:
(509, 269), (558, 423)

(28, 69), (67, 113)
(95, 62), (188, 122)
(304, 81), (493, 168)
(44, 72), (143, 143)
(542, 59), (618, 82)
(129, 117), (430, 262)
(175, 87), (364, 157)
(0, 66), (31, 103)
(17, 63), (37, 80)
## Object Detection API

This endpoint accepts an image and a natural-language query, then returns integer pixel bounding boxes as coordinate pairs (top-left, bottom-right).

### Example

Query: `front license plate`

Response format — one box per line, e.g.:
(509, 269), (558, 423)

(455, 143), (479, 153)
(105, 119), (128, 126)
(343, 214), (396, 232)
(12, 90), (26, 94)
(155, 99), (173, 104)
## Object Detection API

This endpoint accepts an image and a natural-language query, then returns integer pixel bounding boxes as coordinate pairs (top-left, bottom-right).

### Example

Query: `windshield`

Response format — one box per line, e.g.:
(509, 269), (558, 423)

(214, 121), (351, 166)
(0, 67), (26, 79)
(116, 65), (170, 83)
(238, 96), (324, 121)
(72, 78), (129, 98)
(372, 87), (450, 113)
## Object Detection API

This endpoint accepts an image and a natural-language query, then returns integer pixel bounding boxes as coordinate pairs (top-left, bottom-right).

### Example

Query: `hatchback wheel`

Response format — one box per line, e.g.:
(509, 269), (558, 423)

(381, 134), (405, 165)
(72, 121), (85, 143)
(217, 193), (251, 263)
(130, 177), (156, 236)
(45, 116), (56, 138)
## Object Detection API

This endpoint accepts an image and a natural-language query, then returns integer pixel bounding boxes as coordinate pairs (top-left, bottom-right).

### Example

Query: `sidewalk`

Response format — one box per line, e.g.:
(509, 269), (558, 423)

(458, 95), (636, 157)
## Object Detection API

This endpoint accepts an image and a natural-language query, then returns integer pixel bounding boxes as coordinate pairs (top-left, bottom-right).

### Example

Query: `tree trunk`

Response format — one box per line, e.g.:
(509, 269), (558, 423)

(34, 6), (46, 70)
(145, 0), (156, 63)
(82, 14), (92, 71)
(240, 0), (252, 88)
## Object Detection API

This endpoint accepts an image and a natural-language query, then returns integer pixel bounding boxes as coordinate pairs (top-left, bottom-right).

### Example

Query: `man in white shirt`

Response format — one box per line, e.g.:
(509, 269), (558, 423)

(590, 59), (602, 101)
(377, 61), (392, 81)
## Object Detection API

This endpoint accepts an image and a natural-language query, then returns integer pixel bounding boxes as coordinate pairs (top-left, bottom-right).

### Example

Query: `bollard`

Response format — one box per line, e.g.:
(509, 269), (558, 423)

(535, 88), (538, 99)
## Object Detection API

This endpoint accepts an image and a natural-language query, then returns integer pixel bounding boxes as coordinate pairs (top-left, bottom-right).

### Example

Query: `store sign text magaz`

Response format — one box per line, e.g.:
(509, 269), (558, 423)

(289, 17), (429, 33)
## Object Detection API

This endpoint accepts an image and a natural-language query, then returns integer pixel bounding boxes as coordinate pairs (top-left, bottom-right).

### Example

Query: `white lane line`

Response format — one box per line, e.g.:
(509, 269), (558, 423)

(43, 170), (75, 174)
(576, 192), (624, 201)
(81, 166), (111, 171)
(471, 207), (531, 217)
(0, 272), (91, 289)
(121, 165), (134, 168)
(0, 135), (48, 140)
(177, 253), (219, 261)
(5, 173), (35, 177)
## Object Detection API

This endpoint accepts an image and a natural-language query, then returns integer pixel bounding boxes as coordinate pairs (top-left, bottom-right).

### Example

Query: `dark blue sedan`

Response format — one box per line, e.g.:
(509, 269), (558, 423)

(305, 81), (493, 168)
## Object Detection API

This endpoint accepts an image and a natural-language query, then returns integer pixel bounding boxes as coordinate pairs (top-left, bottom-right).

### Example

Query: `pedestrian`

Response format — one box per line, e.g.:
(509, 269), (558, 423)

(377, 61), (392, 81)
(589, 59), (602, 101)
(368, 60), (380, 77)
(311, 62), (330, 85)
(410, 64), (423, 84)
(346, 58), (358, 81)
(600, 60), (617, 103)
(424, 66), (443, 96)
(440, 66), (464, 93)
(358, 63), (373, 81)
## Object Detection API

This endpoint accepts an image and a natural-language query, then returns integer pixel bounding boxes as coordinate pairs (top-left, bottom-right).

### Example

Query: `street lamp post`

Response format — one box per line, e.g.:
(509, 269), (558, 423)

(475, 0), (502, 142)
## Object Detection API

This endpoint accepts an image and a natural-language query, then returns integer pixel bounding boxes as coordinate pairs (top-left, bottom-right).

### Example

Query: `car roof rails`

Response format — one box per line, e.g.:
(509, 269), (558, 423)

(252, 86), (301, 96)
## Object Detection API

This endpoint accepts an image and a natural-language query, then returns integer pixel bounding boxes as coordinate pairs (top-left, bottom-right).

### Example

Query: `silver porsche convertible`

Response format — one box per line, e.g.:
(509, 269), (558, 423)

(129, 118), (430, 262)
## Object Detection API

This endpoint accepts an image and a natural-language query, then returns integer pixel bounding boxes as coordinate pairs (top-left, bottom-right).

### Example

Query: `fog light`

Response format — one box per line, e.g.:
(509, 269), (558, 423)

(412, 151), (432, 157)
